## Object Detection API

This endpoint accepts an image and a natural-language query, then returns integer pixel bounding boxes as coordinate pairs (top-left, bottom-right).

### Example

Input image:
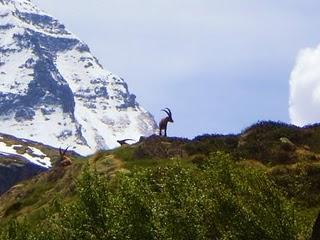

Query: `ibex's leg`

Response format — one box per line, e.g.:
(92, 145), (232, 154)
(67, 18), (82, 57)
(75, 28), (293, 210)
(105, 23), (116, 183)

(164, 128), (167, 137)
(159, 128), (162, 136)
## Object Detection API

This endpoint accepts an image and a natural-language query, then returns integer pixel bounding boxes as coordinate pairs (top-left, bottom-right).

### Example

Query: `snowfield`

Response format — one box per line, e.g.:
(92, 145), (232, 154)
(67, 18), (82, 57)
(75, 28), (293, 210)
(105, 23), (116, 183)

(0, 141), (51, 168)
(0, 0), (157, 155)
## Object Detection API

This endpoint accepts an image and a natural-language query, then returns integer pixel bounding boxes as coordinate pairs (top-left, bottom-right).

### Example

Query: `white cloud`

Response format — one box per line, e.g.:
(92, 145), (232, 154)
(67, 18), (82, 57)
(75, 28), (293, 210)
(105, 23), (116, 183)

(289, 45), (320, 126)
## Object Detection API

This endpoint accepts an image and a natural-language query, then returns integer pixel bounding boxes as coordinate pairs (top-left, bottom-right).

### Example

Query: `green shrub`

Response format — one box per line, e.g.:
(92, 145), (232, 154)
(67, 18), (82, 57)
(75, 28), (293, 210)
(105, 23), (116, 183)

(1, 152), (299, 240)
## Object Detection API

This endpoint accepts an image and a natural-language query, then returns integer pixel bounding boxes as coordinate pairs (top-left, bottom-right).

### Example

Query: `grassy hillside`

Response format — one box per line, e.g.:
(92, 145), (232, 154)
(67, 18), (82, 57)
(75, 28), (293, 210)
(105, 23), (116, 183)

(1, 121), (320, 239)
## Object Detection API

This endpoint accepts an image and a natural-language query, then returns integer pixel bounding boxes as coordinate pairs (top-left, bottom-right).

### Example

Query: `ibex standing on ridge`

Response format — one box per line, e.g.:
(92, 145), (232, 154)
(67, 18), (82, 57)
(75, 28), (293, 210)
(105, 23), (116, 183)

(58, 147), (72, 167)
(159, 108), (174, 137)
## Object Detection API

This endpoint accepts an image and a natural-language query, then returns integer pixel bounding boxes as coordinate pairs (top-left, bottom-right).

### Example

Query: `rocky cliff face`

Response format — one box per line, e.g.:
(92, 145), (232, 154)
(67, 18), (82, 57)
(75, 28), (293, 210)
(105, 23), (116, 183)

(0, 161), (45, 195)
(0, 0), (157, 155)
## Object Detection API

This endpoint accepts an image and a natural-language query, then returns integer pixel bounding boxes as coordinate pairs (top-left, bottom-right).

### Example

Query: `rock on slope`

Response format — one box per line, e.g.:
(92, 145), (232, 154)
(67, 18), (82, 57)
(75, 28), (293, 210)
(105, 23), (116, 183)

(0, 0), (157, 155)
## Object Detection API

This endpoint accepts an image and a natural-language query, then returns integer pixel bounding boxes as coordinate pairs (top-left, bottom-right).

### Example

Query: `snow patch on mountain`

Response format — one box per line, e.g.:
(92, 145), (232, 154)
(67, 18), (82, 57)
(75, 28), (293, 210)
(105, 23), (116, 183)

(0, 140), (51, 168)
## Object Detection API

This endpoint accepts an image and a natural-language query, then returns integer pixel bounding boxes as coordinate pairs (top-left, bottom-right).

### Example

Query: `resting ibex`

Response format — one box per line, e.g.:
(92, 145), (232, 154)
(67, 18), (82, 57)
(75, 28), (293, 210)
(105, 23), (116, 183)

(159, 108), (174, 137)
(58, 147), (72, 167)
(117, 139), (135, 146)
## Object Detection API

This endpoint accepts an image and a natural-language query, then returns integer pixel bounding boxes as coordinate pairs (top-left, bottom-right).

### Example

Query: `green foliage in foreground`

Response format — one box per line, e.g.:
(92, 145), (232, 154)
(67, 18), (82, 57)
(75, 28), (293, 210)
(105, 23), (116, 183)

(0, 153), (298, 240)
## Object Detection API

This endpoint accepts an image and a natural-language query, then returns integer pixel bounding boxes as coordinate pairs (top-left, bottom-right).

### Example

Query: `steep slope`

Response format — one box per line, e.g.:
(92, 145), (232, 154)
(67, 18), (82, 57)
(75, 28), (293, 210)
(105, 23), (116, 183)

(0, 0), (157, 155)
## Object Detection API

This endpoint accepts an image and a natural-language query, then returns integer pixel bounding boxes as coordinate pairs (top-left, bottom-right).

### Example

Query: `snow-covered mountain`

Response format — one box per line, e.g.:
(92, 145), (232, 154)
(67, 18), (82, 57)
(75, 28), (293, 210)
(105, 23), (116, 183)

(0, 0), (157, 155)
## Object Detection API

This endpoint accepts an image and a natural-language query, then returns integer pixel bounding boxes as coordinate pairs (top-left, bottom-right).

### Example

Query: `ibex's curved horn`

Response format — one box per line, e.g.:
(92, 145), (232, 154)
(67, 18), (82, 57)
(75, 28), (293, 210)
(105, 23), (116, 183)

(63, 146), (70, 155)
(162, 108), (172, 118)
(165, 108), (172, 117)
(161, 109), (170, 117)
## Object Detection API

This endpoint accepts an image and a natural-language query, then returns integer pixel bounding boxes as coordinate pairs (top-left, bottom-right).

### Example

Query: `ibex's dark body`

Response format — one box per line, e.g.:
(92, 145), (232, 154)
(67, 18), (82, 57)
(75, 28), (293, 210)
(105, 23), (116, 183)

(117, 139), (135, 146)
(159, 108), (174, 137)
(58, 147), (72, 167)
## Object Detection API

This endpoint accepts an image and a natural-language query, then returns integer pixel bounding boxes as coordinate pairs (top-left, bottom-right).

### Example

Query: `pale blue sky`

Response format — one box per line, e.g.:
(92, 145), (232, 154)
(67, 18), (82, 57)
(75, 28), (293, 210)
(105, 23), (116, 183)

(33, 0), (320, 138)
